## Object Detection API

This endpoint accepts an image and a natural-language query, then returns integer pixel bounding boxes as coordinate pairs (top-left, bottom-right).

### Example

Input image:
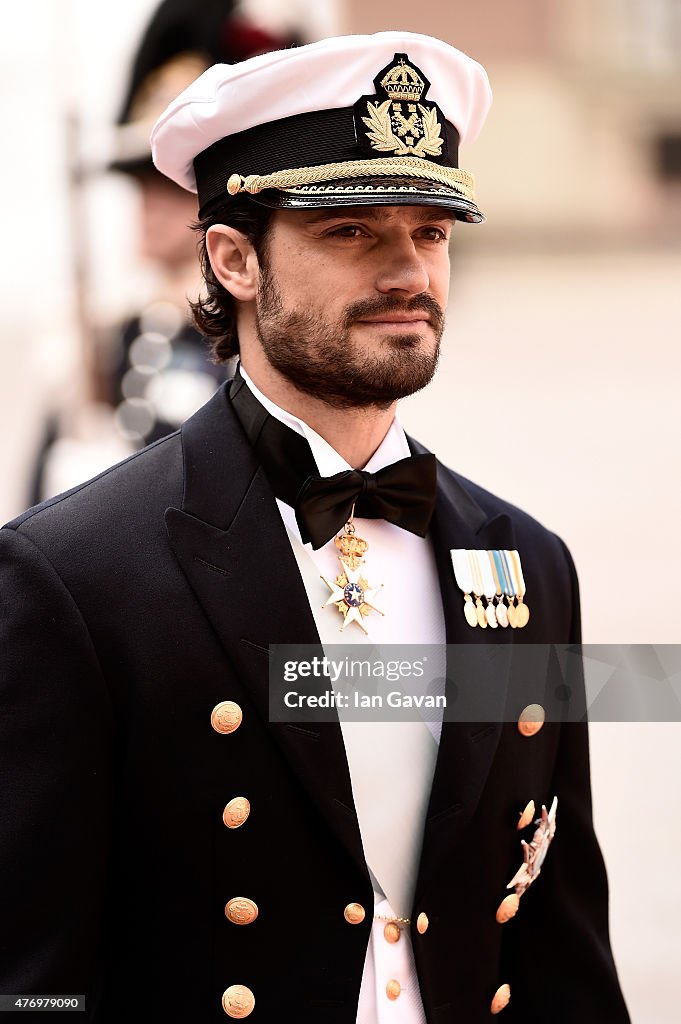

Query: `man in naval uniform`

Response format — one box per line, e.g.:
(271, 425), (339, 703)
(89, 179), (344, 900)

(0, 32), (630, 1024)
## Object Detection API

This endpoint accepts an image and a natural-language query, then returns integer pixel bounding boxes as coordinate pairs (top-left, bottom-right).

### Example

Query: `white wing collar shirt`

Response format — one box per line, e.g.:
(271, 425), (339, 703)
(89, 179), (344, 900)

(239, 366), (446, 1024)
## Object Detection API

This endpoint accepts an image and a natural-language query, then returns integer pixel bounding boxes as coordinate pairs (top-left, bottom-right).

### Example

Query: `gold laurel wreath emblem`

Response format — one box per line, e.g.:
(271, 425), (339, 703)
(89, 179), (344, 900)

(361, 99), (444, 159)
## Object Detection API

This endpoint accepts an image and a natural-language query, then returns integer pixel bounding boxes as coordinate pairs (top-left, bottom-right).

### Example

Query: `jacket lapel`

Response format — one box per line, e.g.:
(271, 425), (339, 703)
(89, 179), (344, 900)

(164, 386), (367, 876)
(408, 440), (518, 898)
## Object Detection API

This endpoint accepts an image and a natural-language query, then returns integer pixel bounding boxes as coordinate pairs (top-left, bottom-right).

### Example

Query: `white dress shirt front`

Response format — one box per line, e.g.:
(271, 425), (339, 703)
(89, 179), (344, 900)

(239, 367), (446, 1023)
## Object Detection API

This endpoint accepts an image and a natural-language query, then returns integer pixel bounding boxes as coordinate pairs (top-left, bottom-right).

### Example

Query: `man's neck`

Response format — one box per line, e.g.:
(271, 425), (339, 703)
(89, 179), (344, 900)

(240, 351), (396, 471)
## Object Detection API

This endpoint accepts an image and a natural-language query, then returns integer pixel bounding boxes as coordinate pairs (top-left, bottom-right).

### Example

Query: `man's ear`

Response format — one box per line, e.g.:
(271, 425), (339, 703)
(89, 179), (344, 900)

(206, 225), (259, 301)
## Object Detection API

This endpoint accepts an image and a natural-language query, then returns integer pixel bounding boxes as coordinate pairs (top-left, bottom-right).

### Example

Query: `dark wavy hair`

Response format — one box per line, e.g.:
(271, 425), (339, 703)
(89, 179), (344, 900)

(189, 197), (274, 362)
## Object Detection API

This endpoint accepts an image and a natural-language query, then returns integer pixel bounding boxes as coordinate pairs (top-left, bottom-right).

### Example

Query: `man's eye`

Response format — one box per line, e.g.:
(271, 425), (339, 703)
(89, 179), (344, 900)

(328, 225), (367, 238)
(419, 227), (449, 242)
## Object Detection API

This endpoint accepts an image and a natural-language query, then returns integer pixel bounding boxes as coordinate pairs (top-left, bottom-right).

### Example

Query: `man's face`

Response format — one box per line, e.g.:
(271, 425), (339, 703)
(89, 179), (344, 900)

(253, 204), (454, 409)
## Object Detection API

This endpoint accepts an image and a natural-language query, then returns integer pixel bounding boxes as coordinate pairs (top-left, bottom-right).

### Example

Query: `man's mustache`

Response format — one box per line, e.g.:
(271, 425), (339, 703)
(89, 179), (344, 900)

(342, 294), (444, 330)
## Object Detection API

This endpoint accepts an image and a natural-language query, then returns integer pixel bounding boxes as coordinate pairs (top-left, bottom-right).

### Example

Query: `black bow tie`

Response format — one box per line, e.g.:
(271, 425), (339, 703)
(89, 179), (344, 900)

(229, 372), (437, 549)
(295, 457), (437, 549)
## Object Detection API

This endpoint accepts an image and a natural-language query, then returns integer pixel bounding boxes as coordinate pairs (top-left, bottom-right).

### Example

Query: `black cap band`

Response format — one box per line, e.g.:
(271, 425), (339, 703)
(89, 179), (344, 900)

(194, 105), (460, 216)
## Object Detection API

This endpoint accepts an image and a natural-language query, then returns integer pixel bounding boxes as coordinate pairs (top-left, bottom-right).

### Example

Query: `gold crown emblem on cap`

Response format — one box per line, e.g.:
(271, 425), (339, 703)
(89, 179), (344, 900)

(353, 53), (447, 161)
(380, 58), (425, 103)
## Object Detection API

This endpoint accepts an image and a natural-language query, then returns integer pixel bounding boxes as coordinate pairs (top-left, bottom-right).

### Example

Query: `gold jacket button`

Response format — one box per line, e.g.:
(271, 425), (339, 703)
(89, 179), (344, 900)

(517, 704), (545, 737)
(384, 922), (401, 943)
(517, 799), (535, 829)
(225, 897), (259, 925)
(222, 985), (255, 1018)
(211, 701), (243, 735)
(495, 894), (520, 924)
(491, 983), (511, 1014)
(344, 902), (366, 925)
(416, 912), (429, 934)
(223, 797), (251, 829)
(386, 979), (401, 1001)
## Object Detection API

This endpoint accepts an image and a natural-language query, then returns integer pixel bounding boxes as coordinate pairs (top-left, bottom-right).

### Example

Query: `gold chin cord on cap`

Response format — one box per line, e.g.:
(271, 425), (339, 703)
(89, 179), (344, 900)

(226, 156), (476, 202)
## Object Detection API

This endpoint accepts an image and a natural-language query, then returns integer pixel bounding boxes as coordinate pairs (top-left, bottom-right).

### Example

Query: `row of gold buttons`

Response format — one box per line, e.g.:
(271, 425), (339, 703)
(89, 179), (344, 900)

(489, 702), (546, 1014)
(495, 798), (535, 924)
(375, 911), (430, 942)
(346, 906), (429, 1003)
(211, 699), (541, 1016)
(212, 702), (256, 1019)
(343, 903), (429, 935)
(211, 700), (545, 740)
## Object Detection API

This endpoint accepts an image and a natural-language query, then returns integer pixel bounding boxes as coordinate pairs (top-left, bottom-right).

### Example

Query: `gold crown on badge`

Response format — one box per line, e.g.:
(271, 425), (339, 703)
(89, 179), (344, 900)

(380, 58), (425, 102)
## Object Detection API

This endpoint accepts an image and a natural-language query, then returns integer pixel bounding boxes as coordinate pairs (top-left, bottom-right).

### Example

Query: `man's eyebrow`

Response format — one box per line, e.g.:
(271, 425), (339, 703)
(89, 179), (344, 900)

(302, 208), (379, 224)
(302, 207), (456, 224)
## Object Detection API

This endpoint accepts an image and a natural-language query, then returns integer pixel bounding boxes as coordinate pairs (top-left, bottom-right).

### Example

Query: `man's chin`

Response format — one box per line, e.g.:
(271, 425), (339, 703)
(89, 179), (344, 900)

(382, 332), (430, 351)
(346, 361), (439, 406)
(283, 363), (437, 409)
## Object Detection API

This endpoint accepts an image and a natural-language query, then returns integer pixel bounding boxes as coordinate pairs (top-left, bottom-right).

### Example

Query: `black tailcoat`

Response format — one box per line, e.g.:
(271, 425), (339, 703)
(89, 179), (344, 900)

(0, 384), (629, 1022)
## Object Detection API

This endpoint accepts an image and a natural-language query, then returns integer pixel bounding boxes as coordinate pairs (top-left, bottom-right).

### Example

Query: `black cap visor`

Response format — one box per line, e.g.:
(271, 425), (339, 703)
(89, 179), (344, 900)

(249, 175), (484, 223)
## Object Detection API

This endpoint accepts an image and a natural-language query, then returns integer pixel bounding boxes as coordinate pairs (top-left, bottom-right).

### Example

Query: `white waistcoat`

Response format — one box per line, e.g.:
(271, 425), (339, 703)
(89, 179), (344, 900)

(240, 367), (446, 1023)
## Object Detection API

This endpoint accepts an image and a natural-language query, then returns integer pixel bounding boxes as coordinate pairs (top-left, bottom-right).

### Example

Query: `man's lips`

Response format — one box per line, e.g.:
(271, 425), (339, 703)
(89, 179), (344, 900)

(356, 313), (431, 325)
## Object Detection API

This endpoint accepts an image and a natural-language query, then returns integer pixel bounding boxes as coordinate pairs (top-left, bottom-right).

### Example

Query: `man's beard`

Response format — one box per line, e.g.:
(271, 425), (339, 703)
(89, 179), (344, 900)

(254, 262), (445, 410)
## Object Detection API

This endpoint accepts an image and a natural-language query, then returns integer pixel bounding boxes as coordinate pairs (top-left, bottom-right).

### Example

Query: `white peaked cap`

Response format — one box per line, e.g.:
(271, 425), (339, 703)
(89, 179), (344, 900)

(151, 31), (493, 222)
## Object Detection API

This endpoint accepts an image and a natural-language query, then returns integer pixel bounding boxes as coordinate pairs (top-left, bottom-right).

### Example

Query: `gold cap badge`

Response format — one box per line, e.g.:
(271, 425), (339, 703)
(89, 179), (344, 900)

(354, 53), (448, 161)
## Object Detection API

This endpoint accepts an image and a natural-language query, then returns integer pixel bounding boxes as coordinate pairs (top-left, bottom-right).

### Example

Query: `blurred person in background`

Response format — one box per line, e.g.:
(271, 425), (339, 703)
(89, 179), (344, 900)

(28, 0), (299, 505)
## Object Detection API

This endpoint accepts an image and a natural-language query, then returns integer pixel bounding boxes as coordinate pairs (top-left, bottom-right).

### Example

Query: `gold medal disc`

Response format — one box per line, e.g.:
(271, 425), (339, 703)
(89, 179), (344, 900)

(515, 601), (530, 628)
(475, 598), (488, 629)
(464, 595), (478, 628)
(507, 601), (518, 628)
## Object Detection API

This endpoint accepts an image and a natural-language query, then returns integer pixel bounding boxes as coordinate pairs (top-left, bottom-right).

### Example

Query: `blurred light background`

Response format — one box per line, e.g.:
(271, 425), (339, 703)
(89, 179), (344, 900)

(1, 1), (680, 1019)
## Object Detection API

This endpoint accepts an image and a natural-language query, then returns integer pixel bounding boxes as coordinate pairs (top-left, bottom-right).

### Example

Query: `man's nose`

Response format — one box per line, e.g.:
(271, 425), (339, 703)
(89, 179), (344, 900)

(373, 236), (430, 295)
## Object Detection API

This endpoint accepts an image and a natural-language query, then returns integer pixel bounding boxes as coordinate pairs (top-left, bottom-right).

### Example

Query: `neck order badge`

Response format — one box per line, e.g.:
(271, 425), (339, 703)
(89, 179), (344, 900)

(320, 513), (384, 636)
(450, 549), (531, 629)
